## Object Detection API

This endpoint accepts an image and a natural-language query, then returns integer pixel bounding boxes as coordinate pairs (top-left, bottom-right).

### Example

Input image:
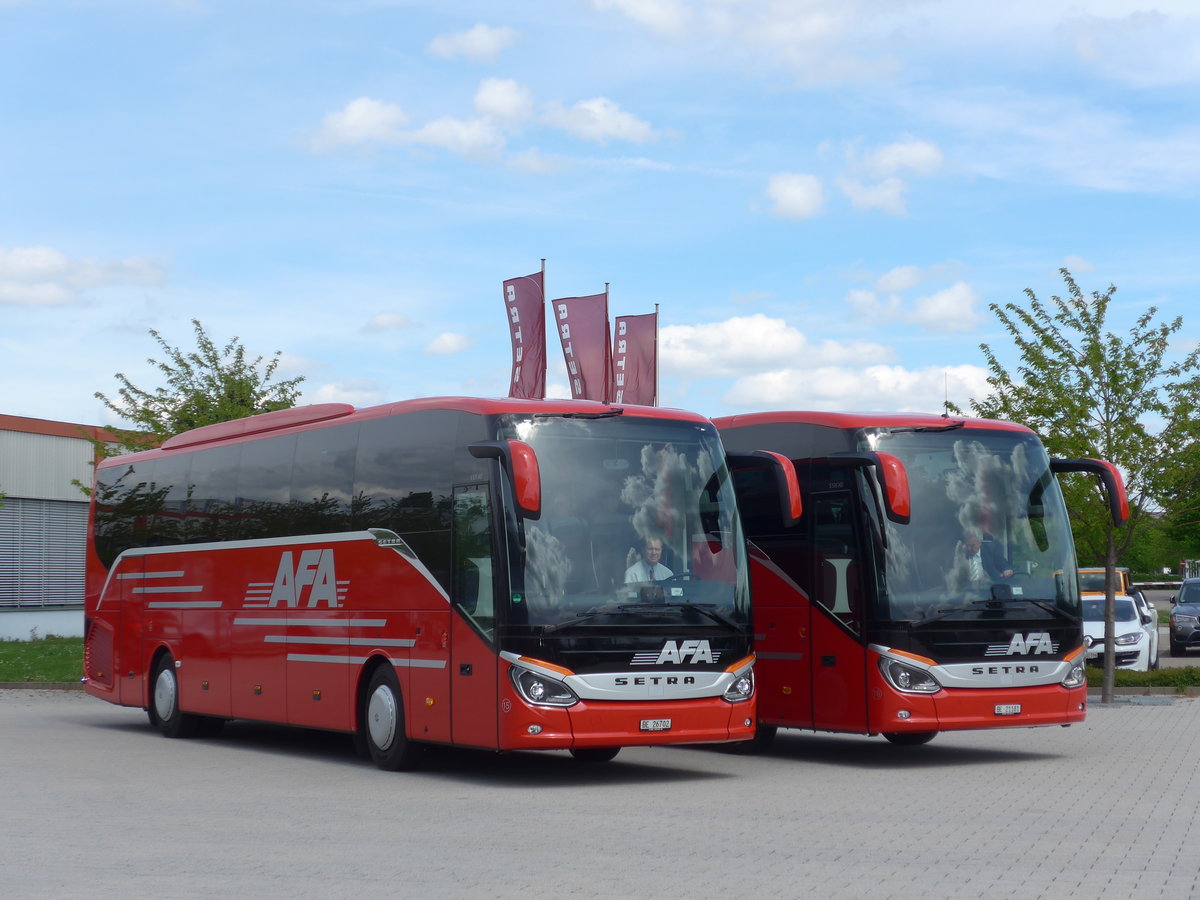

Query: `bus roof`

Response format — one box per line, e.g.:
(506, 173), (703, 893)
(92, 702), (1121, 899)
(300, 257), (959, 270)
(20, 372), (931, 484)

(711, 410), (1033, 434)
(103, 397), (711, 466)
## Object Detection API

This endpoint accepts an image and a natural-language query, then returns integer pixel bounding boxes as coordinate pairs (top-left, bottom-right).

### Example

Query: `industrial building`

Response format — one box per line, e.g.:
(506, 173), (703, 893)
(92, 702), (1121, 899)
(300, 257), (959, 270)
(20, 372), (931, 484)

(0, 414), (117, 640)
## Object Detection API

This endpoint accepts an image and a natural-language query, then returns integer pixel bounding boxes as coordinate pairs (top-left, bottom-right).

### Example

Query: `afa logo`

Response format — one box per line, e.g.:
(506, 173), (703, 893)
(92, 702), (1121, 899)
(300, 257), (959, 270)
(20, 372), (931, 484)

(244, 549), (349, 608)
(631, 639), (721, 666)
(984, 631), (1058, 657)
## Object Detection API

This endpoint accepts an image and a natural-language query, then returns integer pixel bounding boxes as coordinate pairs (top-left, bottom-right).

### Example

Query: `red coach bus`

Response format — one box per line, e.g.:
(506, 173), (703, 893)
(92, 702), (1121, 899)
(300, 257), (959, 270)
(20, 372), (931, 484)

(84, 397), (761, 768)
(715, 411), (1127, 747)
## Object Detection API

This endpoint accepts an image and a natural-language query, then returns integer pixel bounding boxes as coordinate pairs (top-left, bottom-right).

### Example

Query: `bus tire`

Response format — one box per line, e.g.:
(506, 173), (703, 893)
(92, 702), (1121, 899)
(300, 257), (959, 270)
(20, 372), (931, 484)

(150, 654), (199, 739)
(361, 665), (422, 771)
(883, 731), (937, 746)
(570, 747), (620, 763)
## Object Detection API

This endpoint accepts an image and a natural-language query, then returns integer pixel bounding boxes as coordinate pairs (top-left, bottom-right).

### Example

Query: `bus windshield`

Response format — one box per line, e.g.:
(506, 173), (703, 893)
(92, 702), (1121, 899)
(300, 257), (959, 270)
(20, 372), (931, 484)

(864, 427), (1081, 624)
(500, 414), (749, 632)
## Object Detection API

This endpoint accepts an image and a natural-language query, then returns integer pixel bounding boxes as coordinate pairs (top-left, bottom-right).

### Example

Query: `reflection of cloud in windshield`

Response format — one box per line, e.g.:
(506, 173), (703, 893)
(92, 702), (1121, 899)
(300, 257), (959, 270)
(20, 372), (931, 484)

(945, 439), (1027, 535)
(524, 525), (569, 612)
(620, 443), (714, 549)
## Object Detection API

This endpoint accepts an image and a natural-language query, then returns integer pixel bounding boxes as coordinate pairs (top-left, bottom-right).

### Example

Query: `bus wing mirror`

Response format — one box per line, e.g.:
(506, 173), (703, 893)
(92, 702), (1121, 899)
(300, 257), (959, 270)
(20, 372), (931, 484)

(829, 451), (911, 523)
(726, 450), (802, 526)
(469, 440), (541, 519)
(1049, 457), (1129, 526)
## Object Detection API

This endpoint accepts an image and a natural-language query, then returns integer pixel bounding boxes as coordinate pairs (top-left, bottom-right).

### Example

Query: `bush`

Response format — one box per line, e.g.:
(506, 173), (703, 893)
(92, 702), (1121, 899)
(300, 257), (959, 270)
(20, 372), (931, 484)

(1085, 664), (1200, 690)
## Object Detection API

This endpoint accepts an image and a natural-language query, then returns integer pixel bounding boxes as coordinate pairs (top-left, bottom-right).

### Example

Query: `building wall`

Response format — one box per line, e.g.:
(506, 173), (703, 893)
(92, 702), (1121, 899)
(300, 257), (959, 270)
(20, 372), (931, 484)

(0, 414), (118, 638)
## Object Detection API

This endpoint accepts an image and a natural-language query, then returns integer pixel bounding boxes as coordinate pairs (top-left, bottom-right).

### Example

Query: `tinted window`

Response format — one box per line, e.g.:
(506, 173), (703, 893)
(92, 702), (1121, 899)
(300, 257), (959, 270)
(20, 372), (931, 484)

(236, 435), (295, 539)
(355, 411), (459, 589)
(292, 425), (358, 535)
(185, 445), (241, 543)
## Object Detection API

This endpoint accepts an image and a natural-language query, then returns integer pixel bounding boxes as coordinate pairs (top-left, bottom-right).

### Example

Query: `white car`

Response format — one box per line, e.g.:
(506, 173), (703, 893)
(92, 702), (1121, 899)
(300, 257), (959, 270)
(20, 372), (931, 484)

(1081, 593), (1159, 671)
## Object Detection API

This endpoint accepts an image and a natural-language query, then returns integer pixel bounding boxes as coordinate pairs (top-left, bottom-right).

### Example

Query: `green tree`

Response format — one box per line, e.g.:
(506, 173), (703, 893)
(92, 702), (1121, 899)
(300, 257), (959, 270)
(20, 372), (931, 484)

(962, 268), (1200, 697)
(965, 269), (1199, 563)
(96, 318), (306, 452)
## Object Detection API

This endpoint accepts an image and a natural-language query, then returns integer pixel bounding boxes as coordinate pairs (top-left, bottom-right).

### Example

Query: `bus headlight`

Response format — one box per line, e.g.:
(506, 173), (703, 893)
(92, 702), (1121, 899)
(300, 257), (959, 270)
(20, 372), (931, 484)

(1061, 662), (1087, 689)
(879, 659), (940, 694)
(510, 667), (579, 707)
(722, 670), (754, 703)
(1114, 631), (1143, 646)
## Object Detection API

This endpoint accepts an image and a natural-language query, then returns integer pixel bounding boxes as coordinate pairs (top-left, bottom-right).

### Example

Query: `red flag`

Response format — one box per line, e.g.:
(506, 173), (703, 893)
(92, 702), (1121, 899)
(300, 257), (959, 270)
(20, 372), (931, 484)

(612, 312), (657, 406)
(503, 270), (546, 399)
(553, 292), (611, 402)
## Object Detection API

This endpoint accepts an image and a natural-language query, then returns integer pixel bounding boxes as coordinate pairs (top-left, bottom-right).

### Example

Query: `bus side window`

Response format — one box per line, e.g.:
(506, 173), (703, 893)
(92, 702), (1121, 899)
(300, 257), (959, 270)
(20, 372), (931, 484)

(453, 484), (495, 638)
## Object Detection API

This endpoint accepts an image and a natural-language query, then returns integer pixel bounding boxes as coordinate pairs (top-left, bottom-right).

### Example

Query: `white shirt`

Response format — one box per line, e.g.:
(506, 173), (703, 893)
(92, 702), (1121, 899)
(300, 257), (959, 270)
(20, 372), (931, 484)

(624, 560), (673, 583)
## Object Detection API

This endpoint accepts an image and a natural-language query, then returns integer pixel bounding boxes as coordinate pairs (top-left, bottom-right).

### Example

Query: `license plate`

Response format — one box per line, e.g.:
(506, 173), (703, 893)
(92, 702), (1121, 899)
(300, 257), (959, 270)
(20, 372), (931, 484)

(994, 704), (1022, 716)
(640, 718), (672, 732)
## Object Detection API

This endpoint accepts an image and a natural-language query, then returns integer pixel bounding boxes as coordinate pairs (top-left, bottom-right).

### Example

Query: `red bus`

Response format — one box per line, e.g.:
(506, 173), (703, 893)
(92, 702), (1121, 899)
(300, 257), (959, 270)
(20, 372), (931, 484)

(83, 397), (761, 768)
(715, 410), (1127, 747)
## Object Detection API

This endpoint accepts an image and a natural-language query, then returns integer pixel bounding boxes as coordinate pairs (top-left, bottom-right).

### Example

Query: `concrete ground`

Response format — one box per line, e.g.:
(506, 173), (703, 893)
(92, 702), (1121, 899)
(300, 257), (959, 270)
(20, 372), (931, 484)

(2, 688), (1198, 899)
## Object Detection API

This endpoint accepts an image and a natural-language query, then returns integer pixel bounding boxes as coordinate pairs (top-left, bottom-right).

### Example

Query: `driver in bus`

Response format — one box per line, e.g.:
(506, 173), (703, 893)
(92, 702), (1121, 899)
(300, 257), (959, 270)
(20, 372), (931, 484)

(960, 531), (1014, 585)
(625, 537), (674, 584)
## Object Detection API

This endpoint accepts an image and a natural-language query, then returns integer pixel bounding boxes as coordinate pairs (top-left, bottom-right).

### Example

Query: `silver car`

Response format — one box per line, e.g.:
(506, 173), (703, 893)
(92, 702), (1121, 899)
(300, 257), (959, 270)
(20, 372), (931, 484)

(1169, 578), (1200, 657)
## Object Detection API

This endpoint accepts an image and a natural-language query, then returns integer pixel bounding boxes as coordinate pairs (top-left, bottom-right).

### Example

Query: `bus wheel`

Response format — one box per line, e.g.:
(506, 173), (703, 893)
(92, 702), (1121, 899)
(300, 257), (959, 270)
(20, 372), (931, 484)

(883, 731), (937, 746)
(150, 654), (199, 739)
(362, 666), (422, 771)
(570, 747), (620, 763)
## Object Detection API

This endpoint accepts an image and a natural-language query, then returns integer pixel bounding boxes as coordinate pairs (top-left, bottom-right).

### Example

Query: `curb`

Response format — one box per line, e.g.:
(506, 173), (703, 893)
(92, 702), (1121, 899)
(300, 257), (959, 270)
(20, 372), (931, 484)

(0, 682), (85, 691)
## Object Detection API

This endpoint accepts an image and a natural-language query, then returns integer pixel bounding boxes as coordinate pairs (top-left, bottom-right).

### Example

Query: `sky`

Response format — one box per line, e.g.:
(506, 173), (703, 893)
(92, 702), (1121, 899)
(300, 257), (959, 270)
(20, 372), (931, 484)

(3, 0), (1199, 429)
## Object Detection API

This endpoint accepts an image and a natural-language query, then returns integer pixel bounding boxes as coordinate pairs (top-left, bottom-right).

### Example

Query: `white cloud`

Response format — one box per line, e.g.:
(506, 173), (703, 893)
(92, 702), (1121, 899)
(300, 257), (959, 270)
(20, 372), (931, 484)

(864, 138), (944, 178)
(0, 245), (164, 307)
(305, 380), (387, 408)
(474, 78), (534, 127)
(1066, 10), (1200, 88)
(407, 116), (506, 159)
(427, 23), (520, 63)
(543, 97), (659, 144)
(591, 0), (691, 38)
(876, 265), (923, 293)
(909, 282), (983, 332)
(507, 147), (564, 173)
(662, 314), (892, 377)
(846, 288), (901, 319)
(1062, 255), (1095, 273)
(837, 176), (907, 215)
(722, 362), (992, 413)
(362, 313), (415, 332)
(765, 172), (825, 220)
(311, 98), (407, 151)
(424, 332), (475, 355)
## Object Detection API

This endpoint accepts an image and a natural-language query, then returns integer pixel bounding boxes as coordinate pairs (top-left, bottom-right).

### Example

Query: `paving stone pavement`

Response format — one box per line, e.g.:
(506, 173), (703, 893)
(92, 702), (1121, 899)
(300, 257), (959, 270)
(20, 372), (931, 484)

(2, 689), (1197, 899)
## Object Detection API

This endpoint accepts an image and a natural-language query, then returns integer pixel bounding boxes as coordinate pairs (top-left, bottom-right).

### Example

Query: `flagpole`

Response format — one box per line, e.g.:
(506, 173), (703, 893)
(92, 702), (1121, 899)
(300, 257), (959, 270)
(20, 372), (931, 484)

(603, 282), (611, 405)
(539, 258), (547, 399)
(653, 302), (660, 407)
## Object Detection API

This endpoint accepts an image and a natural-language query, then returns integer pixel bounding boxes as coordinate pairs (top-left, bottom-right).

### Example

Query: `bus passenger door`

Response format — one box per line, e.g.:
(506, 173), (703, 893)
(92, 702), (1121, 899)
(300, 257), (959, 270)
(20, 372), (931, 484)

(748, 543), (813, 730)
(449, 484), (500, 749)
(808, 491), (870, 734)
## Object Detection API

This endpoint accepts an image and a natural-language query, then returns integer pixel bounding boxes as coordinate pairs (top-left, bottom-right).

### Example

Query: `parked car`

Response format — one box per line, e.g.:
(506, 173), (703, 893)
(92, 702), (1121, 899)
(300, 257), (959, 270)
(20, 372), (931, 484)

(1168, 578), (1200, 657)
(1078, 566), (1133, 594)
(1082, 593), (1159, 671)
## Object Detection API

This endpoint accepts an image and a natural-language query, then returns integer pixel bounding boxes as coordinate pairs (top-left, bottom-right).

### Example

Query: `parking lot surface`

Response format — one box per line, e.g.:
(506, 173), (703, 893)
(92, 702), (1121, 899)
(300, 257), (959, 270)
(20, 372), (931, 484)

(3, 689), (1198, 899)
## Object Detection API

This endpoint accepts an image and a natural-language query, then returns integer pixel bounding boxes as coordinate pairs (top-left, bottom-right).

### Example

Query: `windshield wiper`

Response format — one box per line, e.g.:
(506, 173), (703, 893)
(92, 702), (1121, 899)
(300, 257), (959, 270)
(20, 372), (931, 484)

(617, 602), (739, 629)
(539, 610), (607, 635)
(875, 421), (965, 435)
(914, 597), (1078, 627)
(533, 408), (624, 420)
(979, 596), (1080, 623)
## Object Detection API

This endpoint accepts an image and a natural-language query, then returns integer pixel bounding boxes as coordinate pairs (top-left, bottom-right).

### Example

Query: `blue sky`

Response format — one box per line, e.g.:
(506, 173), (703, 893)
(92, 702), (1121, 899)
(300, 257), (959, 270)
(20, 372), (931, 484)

(3, 0), (1198, 428)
